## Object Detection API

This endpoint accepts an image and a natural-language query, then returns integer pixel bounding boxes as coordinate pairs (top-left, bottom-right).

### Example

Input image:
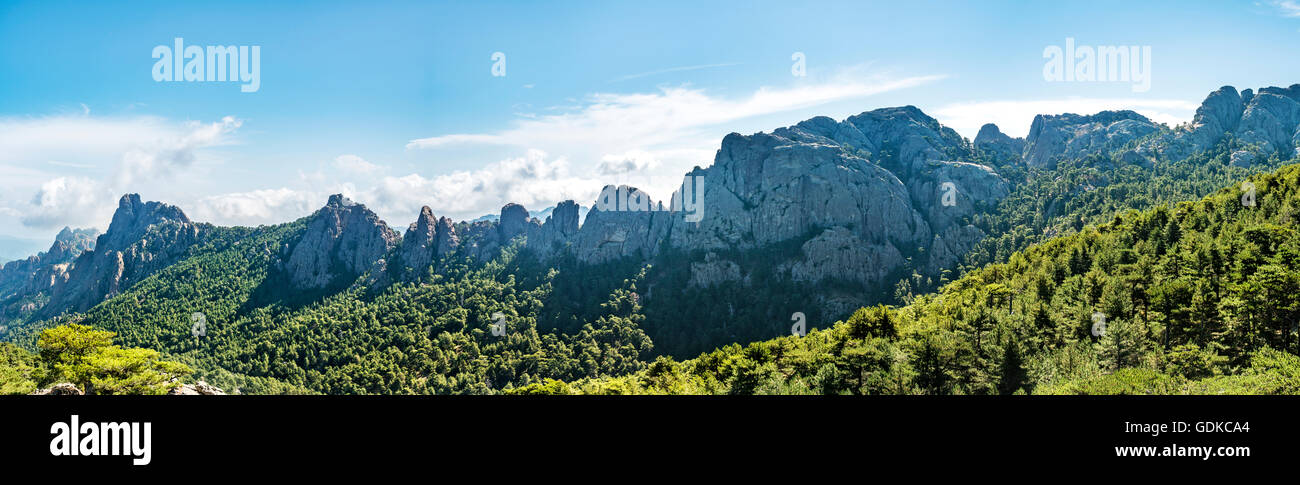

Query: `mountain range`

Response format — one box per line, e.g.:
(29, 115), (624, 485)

(1, 83), (1298, 394)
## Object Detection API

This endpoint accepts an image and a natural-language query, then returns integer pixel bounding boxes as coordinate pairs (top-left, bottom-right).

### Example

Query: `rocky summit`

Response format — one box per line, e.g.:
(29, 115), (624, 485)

(284, 194), (399, 289)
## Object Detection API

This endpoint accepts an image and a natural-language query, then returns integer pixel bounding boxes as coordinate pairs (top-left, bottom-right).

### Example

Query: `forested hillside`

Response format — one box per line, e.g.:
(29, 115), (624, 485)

(517, 163), (1300, 394)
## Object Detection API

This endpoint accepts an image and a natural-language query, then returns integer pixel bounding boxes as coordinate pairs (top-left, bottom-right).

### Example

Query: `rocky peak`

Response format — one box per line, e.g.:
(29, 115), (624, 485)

(974, 123), (1025, 162)
(1024, 110), (1158, 167)
(1127, 84), (1300, 164)
(434, 216), (459, 257)
(399, 206), (438, 275)
(546, 200), (580, 236)
(37, 195), (205, 314)
(772, 105), (969, 179)
(285, 194), (399, 289)
(102, 194), (191, 250)
(498, 203), (530, 240)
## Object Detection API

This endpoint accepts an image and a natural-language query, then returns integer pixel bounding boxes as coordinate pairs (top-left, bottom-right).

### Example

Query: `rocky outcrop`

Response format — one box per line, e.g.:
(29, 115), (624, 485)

(0, 226), (97, 301)
(1126, 84), (1300, 164)
(285, 194), (399, 289)
(688, 252), (745, 288)
(773, 105), (969, 178)
(1023, 111), (1159, 167)
(786, 227), (903, 287)
(434, 216), (459, 257)
(43, 195), (205, 315)
(498, 203), (530, 240)
(168, 381), (226, 395)
(527, 200), (580, 256)
(30, 383), (83, 395)
(974, 123), (1025, 162)
(399, 206), (438, 276)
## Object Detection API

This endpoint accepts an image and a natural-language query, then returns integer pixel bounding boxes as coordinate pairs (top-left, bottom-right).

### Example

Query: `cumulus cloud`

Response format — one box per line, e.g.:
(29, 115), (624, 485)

(596, 150), (662, 175)
(191, 188), (326, 227)
(116, 116), (241, 185)
(367, 149), (604, 222)
(333, 154), (385, 176)
(19, 176), (115, 229)
(0, 114), (243, 232)
(189, 150), (607, 229)
(932, 98), (1199, 139)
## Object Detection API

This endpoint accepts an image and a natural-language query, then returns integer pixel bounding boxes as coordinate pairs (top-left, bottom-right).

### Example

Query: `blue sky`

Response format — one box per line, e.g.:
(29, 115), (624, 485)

(2, 0), (1300, 249)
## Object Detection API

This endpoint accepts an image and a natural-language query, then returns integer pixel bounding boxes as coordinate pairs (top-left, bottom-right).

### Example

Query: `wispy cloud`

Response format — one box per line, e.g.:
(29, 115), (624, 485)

(932, 98), (1199, 139)
(1265, 0), (1300, 17)
(406, 71), (946, 208)
(0, 114), (242, 230)
(408, 73), (946, 152)
(610, 62), (742, 82)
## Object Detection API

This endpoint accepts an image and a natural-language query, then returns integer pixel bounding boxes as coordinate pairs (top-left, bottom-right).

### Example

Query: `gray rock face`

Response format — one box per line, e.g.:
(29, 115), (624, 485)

(974, 123), (1025, 162)
(0, 226), (96, 301)
(560, 106), (1007, 288)
(399, 206), (437, 277)
(774, 105), (969, 177)
(285, 194), (398, 289)
(1024, 111), (1158, 167)
(30, 383), (83, 395)
(786, 227), (903, 287)
(434, 216), (459, 257)
(575, 186), (671, 264)
(1129, 84), (1300, 163)
(688, 252), (745, 288)
(527, 200), (580, 257)
(168, 380), (226, 395)
(1230, 150), (1258, 167)
(47, 194), (205, 314)
(499, 203), (530, 240)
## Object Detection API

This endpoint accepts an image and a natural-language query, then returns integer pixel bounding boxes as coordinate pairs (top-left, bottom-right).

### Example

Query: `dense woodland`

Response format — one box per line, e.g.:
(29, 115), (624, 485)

(519, 163), (1300, 394)
(1, 131), (1299, 394)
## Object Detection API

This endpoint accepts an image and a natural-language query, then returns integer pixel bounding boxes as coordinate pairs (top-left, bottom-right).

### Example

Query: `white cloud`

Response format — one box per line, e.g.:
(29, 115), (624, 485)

(190, 149), (608, 229)
(333, 154), (384, 176)
(116, 116), (241, 185)
(597, 150), (662, 175)
(408, 74), (945, 153)
(611, 62), (742, 82)
(931, 98), (1199, 139)
(368, 149), (604, 222)
(0, 114), (243, 232)
(19, 176), (115, 229)
(191, 188), (326, 227)
(1267, 0), (1300, 17)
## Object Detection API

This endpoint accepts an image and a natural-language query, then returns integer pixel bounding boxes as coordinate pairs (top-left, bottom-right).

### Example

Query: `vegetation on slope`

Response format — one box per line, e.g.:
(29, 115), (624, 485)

(515, 163), (1300, 394)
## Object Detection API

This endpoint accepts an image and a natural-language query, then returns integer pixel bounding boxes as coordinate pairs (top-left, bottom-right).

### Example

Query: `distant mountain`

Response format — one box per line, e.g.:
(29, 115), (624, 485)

(0, 235), (57, 265)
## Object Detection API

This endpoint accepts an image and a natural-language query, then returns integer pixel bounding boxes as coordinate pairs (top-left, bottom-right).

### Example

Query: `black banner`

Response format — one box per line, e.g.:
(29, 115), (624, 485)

(1, 396), (1291, 475)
